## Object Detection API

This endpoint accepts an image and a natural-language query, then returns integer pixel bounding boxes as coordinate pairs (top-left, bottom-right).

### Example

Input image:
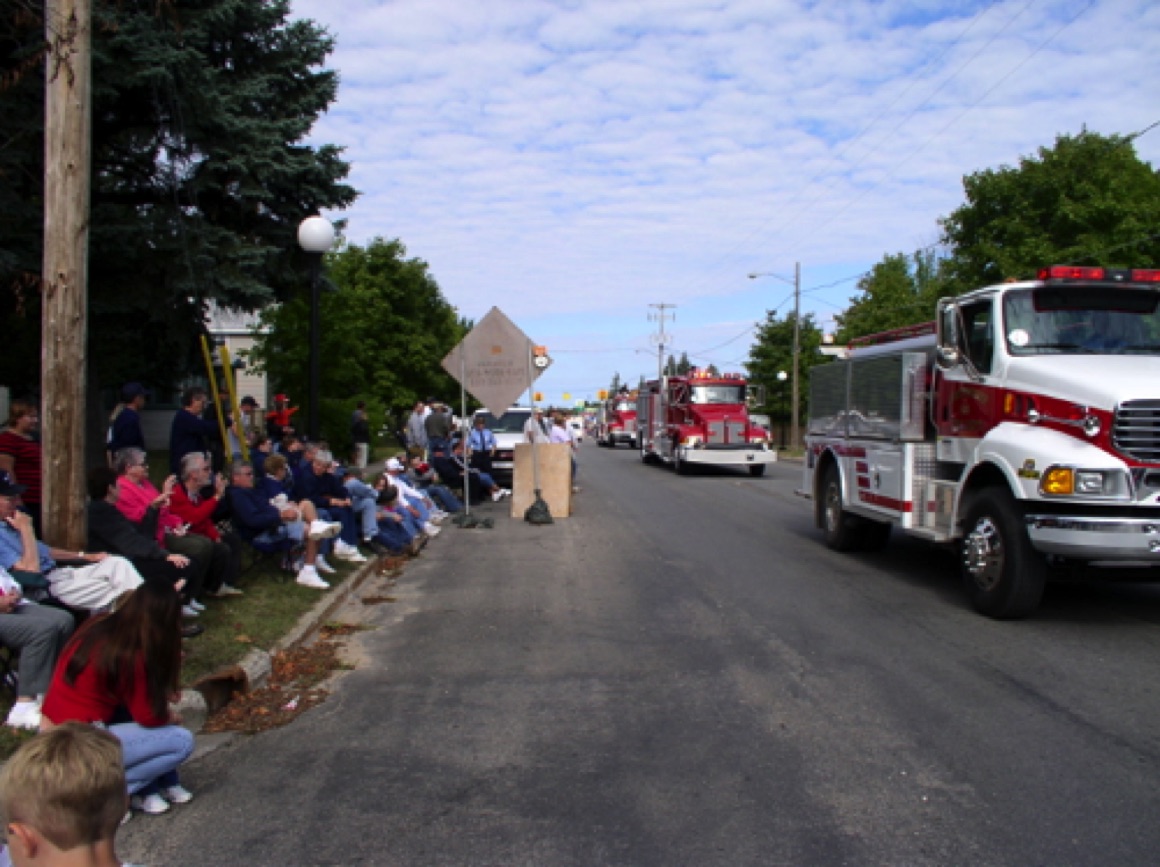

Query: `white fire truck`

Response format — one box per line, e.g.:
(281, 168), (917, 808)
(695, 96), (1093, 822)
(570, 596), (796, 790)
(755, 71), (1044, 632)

(803, 265), (1160, 619)
(638, 370), (776, 476)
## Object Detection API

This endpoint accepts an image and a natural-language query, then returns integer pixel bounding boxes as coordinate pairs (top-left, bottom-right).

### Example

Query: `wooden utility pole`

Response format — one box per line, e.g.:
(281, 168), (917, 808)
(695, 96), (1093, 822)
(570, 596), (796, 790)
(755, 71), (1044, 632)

(41, 0), (92, 549)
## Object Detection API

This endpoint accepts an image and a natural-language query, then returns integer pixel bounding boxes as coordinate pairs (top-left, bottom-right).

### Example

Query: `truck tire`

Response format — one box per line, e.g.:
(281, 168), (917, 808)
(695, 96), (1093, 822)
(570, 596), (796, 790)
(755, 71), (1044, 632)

(748, 465), (766, 478)
(673, 450), (688, 475)
(819, 465), (863, 551)
(960, 488), (1046, 619)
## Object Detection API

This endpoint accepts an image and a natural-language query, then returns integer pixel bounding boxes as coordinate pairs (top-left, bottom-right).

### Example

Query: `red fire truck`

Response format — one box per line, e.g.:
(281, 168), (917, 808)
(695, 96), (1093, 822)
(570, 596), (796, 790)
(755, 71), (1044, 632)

(596, 391), (638, 448)
(803, 265), (1160, 619)
(637, 370), (776, 476)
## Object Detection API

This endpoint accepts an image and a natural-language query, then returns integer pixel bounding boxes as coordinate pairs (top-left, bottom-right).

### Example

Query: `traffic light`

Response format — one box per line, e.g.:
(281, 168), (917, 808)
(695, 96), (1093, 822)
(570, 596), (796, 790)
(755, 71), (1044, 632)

(598, 389), (608, 400)
(534, 391), (543, 402)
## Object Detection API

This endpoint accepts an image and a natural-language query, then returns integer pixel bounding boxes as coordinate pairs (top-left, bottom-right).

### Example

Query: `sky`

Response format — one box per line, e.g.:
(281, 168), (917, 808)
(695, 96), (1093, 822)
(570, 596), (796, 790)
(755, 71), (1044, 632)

(287, 0), (1160, 407)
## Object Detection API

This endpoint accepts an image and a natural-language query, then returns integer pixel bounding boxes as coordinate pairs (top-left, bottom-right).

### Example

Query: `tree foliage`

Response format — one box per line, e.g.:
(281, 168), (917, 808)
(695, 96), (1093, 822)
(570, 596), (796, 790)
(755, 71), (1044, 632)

(0, 0), (356, 398)
(745, 310), (825, 422)
(249, 238), (467, 449)
(939, 130), (1160, 291)
(833, 250), (943, 342)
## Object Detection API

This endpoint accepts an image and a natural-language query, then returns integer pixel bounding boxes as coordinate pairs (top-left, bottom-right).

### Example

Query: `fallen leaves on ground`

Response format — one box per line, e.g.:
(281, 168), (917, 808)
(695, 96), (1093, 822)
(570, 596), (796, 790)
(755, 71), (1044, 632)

(202, 624), (359, 734)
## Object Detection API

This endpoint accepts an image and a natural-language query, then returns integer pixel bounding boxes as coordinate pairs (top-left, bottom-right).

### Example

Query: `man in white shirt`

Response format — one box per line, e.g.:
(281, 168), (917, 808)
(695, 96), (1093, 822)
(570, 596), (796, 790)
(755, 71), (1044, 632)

(523, 407), (551, 443)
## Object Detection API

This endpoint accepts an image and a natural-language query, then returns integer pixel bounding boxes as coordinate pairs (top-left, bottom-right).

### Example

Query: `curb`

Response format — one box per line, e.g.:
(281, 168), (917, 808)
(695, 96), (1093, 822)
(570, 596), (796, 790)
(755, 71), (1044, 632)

(175, 557), (382, 738)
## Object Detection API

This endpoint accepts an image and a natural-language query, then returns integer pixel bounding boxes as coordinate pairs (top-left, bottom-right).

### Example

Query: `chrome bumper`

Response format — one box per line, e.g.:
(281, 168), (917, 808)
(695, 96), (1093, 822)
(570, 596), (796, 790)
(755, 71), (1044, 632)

(1025, 514), (1160, 559)
(679, 447), (777, 466)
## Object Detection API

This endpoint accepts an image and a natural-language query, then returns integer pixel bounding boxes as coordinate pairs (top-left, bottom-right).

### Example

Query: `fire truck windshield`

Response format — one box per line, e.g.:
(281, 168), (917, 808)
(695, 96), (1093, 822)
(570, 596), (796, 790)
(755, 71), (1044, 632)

(689, 384), (747, 404)
(1003, 287), (1160, 355)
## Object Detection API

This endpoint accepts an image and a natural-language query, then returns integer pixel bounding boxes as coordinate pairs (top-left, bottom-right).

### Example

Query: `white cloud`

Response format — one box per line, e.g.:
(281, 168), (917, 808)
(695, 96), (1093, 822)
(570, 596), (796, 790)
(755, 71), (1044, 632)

(290, 0), (1160, 401)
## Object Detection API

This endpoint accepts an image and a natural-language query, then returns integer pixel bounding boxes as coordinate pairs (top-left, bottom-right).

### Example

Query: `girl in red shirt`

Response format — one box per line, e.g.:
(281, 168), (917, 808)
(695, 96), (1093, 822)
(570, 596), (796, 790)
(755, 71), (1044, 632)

(41, 582), (195, 816)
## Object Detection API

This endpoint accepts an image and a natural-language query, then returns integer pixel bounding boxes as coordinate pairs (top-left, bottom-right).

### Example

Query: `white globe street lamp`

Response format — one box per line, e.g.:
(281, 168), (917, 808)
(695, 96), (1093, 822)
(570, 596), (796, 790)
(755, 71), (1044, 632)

(297, 215), (336, 440)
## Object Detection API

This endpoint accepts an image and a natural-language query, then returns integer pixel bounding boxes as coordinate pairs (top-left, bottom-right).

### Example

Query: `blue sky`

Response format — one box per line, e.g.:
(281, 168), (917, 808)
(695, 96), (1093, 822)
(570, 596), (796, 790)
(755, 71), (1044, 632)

(288, 0), (1160, 407)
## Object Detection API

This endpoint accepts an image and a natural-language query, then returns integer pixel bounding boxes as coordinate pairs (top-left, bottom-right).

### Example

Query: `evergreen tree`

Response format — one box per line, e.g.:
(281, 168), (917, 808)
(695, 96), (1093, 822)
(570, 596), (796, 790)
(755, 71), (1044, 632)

(834, 250), (943, 342)
(0, 0), (356, 399)
(745, 310), (825, 422)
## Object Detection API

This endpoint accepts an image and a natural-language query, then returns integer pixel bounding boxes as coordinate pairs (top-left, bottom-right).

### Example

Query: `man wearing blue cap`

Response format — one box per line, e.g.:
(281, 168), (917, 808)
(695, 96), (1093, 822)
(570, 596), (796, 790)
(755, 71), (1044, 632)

(107, 382), (149, 462)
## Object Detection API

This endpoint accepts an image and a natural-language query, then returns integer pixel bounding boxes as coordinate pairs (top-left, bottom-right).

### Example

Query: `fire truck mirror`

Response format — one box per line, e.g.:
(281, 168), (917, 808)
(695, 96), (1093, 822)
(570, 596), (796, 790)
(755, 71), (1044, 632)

(935, 345), (961, 369)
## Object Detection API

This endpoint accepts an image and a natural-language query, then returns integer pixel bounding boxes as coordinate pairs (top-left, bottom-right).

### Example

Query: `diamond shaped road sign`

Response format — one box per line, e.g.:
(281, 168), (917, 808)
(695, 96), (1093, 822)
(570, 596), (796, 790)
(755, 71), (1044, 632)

(441, 307), (545, 412)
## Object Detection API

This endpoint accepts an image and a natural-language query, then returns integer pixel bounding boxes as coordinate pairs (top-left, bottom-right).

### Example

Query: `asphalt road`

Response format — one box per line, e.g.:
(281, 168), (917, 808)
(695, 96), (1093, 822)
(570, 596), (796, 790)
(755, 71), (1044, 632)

(121, 444), (1160, 866)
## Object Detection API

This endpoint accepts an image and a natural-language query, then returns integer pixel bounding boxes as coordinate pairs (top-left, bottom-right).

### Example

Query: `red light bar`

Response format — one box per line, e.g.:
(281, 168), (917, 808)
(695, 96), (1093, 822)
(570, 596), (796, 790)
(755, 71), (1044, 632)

(1130, 269), (1160, 283)
(1038, 265), (1105, 280)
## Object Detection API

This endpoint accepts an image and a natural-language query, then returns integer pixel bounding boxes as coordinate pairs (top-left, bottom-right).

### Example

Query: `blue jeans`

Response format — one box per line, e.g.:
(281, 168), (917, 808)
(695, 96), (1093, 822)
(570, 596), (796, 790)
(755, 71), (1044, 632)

(374, 515), (414, 552)
(425, 485), (462, 512)
(111, 722), (194, 795)
(319, 506), (359, 546)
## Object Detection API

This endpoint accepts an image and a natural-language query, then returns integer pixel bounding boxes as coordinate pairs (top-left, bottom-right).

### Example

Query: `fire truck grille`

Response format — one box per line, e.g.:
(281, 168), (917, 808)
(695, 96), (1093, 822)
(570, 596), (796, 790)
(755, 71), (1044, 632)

(1113, 400), (1160, 462)
(707, 420), (746, 444)
(624, 419), (636, 433)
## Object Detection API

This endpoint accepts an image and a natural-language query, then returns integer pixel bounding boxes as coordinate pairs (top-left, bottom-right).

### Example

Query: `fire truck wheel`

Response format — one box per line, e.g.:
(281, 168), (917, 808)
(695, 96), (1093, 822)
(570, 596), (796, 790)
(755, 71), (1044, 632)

(748, 465), (766, 478)
(673, 451), (689, 475)
(960, 488), (1046, 619)
(819, 465), (863, 551)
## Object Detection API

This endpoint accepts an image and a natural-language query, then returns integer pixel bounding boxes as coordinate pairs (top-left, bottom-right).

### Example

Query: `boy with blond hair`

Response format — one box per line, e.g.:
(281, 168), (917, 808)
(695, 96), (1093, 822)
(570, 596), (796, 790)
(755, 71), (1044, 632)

(0, 723), (134, 867)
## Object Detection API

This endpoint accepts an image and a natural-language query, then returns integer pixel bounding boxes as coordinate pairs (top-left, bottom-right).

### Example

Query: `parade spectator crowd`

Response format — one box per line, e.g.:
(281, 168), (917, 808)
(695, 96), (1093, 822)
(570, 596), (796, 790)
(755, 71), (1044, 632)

(0, 387), (536, 845)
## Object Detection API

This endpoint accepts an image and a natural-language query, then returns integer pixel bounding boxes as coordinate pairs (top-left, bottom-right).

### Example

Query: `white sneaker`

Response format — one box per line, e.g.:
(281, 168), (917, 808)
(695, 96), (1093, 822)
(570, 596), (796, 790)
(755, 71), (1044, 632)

(491, 489), (503, 502)
(181, 605), (199, 619)
(308, 520), (342, 540)
(502, 488), (512, 498)
(188, 599), (206, 612)
(345, 549), (367, 563)
(428, 514), (445, 525)
(5, 699), (40, 730)
(424, 523), (441, 537)
(314, 555), (336, 574)
(296, 566), (330, 589)
(130, 793), (170, 815)
(160, 784), (193, 804)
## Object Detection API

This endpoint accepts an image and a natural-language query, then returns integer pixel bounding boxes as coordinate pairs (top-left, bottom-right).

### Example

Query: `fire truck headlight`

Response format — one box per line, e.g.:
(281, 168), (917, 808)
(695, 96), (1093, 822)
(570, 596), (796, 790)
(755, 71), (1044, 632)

(1041, 467), (1074, 495)
(1040, 467), (1129, 499)
(683, 435), (702, 448)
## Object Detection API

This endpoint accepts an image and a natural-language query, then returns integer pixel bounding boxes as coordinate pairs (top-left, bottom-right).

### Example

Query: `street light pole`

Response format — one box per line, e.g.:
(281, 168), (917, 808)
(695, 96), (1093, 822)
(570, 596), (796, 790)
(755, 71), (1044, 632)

(749, 263), (801, 449)
(297, 215), (336, 442)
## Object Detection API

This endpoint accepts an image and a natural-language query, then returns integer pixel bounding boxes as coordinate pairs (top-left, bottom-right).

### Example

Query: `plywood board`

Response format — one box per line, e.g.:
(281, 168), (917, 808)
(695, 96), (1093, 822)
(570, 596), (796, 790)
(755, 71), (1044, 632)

(511, 442), (572, 518)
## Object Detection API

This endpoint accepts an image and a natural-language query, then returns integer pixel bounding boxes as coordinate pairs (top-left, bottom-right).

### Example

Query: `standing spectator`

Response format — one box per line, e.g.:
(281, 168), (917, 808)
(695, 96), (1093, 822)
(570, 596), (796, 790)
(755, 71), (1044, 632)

(239, 395), (264, 446)
(168, 386), (220, 476)
(106, 382), (149, 466)
(168, 453), (244, 597)
(468, 414), (497, 475)
(40, 582), (196, 816)
(0, 400), (42, 533)
(0, 722), (132, 864)
(0, 565), (74, 730)
(523, 406), (551, 443)
(423, 402), (452, 458)
(350, 401), (370, 469)
(265, 393), (298, 442)
(405, 400), (429, 456)
(551, 411), (579, 491)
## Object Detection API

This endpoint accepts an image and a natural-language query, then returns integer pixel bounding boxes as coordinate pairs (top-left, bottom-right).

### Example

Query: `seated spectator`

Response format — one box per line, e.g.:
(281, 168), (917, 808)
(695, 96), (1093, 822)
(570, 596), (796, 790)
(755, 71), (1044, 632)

(86, 467), (204, 635)
(296, 450), (367, 564)
(383, 458), (444, 537)
(113, 448), (215, 607)
(251, 434), (273, 479)
(343, 466), (391, 545)
(438, 442), (509, 503)
(0, 478), (143, 614)
(227, 461), (340, 590)
(371, 483), (422, 556)
(168, 453), (244, 597)
(406, 455), (462, 513)
(0, 723), (130, 864)
(40, 582), (195, 817)
(0, 565), (74, 731)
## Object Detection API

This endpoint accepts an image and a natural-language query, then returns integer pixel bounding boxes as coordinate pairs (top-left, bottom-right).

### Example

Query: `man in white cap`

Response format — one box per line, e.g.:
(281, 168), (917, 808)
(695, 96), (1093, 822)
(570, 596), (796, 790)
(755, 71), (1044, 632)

(383, 457), (445, 537)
